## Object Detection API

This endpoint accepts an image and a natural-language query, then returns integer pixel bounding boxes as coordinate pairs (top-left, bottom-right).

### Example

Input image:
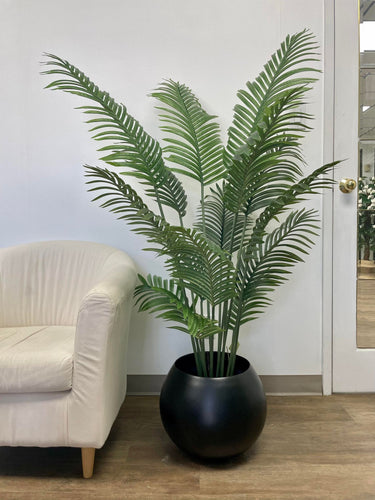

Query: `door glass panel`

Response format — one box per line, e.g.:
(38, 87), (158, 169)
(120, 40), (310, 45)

(357, 1), (375, 347)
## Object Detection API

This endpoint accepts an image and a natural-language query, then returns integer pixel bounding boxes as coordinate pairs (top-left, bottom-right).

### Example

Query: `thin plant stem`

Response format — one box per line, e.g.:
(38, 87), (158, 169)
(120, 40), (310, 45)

(216, 209), (240, 375)
(199, 339), (208, 376)
(208, 305), (214, 377)
(216, 303), (223, 376)
(227, 310), (242, 376)
(200, 183), (206, 236)
(191, 337), (203, 376)
(211, 305), (216, 376)
(220, 330), (229, 375)
(224, 212), (250, 376)
(209, 191), (238, 377)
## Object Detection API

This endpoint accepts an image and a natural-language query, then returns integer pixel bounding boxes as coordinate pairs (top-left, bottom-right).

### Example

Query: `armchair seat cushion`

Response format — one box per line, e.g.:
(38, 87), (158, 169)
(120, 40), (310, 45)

(0, 325), (75, 393)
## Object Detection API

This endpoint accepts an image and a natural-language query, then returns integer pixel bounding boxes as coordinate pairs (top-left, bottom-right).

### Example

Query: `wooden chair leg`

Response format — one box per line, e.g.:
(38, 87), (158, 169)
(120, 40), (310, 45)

(81, 447), (95, 478)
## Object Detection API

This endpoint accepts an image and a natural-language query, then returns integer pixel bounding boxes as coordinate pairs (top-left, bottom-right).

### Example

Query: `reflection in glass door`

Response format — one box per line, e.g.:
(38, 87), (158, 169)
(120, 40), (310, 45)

(358, 0), (375, 347)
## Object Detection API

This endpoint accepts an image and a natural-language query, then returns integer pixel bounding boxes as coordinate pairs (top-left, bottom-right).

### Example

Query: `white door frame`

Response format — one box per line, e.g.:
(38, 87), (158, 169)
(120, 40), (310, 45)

(322, 0), (335, 395)
(323, 0), (375, 393)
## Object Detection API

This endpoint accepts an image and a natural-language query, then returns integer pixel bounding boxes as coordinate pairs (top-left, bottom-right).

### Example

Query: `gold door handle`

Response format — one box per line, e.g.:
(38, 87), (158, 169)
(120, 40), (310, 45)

(339, 178), (357, 193)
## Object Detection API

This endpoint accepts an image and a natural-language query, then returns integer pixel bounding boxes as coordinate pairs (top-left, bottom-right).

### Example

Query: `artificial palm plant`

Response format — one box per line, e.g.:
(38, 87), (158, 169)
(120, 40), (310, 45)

(43, 29), (337, 377)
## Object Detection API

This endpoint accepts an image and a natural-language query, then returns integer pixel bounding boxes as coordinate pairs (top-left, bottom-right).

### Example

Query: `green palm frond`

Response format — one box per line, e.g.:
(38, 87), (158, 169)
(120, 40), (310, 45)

(224, 85), (313, 215)
(223, 29), (319, 216)
(151, 80), (225, 186)
(247, 162), (337, 249)
(85, 165), (236, 306)
(163, 227), (236, 306)
(134, 274), (221, 339)
(225, 29), (318, 164)
(227, 163), (336, 329)
(195, 184), (253, 252)
(231, 208), (319, 326)
(42, 54), (187, 220)
(85, 165), (169, 242)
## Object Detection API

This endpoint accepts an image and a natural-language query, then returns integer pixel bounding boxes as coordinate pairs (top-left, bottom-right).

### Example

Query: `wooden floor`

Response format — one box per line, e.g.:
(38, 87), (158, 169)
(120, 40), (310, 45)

(1, 395), (375, 499)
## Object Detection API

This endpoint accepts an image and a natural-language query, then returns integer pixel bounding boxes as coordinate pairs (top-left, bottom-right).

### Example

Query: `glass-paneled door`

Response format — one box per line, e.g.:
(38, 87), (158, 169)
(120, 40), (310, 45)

(332, 0), (375, 391)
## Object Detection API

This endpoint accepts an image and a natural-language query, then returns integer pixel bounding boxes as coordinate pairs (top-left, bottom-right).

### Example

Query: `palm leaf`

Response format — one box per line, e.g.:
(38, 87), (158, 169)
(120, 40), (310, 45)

(224, 85), (313, 215)
(225, 29), (319, 164)
(162, 227), (236, 306)
(231, 208), (320, 326)
(42, 54), (187, 220)
(194, 183), (253, 253)
(247, 161), (337, 250)
(227, 162), (336, 327)
(134, 274), (222, 339)
(151, 80), (225, 185)
(85, 165), (170, 242)
(85, 165), (236, 306)
(223, 30), (320, 217)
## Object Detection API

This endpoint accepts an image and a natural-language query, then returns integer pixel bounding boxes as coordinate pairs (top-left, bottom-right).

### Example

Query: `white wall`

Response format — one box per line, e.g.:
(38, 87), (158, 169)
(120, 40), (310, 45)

(0, 0), (325, 375)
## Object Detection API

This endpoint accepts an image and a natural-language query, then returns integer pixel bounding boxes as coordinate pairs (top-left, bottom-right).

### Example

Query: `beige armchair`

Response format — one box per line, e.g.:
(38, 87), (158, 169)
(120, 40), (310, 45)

(0, 240), (136, 478)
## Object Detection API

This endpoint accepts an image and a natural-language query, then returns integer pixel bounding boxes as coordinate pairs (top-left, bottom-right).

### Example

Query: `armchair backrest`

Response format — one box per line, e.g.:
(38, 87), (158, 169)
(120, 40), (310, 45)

(0, 241), (127, 327)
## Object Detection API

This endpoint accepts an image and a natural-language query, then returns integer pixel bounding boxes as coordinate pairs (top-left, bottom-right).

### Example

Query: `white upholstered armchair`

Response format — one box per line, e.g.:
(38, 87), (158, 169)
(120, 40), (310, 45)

(0, 240), (136, 477)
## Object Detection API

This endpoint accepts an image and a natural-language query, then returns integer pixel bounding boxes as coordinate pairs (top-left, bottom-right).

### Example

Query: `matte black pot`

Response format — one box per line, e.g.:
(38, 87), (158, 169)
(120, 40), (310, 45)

(159, 352), (267, 459)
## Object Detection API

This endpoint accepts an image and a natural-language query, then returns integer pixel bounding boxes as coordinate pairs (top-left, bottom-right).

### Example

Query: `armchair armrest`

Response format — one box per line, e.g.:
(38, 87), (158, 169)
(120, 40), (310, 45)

(67, 253), (137, 448)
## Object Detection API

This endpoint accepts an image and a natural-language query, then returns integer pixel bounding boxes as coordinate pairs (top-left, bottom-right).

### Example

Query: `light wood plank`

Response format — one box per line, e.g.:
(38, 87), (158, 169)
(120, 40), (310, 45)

(0, 395), (375, 499)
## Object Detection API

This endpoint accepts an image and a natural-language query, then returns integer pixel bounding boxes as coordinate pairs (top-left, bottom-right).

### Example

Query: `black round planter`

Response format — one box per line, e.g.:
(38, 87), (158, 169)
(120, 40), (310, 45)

(159, 352), (267, 459)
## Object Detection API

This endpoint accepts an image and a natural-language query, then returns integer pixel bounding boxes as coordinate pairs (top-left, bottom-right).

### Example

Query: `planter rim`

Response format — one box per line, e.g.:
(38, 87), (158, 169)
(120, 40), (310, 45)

(173, 352), (251, 380)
